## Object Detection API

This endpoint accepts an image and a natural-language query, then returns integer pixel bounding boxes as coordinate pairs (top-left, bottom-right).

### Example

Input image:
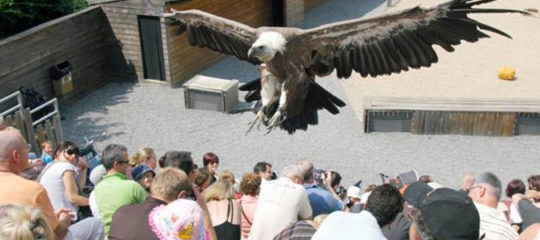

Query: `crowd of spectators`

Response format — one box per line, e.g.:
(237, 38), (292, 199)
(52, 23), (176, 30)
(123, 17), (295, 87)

(0, 123), (539, 240)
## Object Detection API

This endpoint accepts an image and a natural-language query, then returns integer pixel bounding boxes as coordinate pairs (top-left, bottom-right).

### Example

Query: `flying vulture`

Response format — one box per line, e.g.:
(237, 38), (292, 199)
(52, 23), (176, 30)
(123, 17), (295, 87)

(164, 0), (528, 134)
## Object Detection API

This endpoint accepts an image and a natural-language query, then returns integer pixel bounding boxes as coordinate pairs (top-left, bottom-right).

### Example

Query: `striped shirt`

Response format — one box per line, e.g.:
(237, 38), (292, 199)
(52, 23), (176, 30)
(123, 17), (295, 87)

(475, 203), (519, 240)
(273, 220), (316, 240)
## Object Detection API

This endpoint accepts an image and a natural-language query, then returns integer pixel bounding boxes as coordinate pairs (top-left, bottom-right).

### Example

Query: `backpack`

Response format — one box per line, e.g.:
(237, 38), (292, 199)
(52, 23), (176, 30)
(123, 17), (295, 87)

(19, 87), (55, 120)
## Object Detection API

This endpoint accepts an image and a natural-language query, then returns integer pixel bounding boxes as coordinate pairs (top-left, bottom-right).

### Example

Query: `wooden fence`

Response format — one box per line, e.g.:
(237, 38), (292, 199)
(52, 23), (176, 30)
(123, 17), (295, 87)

(0, 91), (63, 154)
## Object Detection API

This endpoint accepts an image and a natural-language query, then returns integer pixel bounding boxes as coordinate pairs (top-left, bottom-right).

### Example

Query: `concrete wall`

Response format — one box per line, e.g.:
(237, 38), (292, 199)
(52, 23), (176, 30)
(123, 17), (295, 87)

(0, 6), (133, 102)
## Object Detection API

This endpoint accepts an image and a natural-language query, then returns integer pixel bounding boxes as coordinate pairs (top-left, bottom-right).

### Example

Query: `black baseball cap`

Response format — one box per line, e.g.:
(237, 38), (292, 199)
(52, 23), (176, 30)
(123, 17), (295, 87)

(403, 181), (434, 208)
(404, 181), (481, 240)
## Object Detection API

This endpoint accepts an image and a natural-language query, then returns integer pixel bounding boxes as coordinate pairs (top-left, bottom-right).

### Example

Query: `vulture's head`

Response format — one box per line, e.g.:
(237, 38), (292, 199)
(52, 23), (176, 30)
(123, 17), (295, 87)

(248, 32), (287, 62)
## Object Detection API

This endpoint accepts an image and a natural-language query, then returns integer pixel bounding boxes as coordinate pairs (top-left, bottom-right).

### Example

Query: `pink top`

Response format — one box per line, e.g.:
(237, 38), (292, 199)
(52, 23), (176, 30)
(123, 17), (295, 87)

(239, 195), (258, 239)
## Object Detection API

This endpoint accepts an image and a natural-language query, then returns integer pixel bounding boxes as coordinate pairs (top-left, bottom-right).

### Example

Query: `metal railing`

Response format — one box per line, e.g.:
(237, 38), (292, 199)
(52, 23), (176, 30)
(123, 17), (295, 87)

(0, 91), (24, 118)
(31, 98), (60, 127)
(0, 90), (63, 153)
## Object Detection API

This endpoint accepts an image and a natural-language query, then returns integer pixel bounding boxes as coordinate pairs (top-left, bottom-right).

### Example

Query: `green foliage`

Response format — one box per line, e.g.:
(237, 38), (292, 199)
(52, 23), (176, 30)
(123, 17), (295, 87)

(0, 0), (88, 39)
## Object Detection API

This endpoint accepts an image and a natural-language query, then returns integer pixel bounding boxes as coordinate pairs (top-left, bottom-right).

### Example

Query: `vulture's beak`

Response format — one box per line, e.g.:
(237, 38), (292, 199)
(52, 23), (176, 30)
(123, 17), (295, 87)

(247, 48), (255, 58)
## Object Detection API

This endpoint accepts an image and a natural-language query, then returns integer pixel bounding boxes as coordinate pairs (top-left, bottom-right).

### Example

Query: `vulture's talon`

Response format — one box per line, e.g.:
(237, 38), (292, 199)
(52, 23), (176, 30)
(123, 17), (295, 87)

(266, 111), (282, 132)
(245, 111), (267, 135)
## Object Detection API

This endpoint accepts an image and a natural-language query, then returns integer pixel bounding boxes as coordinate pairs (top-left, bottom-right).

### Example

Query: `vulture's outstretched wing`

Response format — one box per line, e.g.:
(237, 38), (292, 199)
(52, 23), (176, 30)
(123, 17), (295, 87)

(288, 0), (528, 79)
(165, 10), (261, 64)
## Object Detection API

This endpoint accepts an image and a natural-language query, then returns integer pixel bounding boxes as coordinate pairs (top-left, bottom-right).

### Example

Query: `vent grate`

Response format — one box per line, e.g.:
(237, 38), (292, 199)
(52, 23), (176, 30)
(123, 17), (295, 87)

(366, 111), (413, 133)
(515, 113), (540, 135)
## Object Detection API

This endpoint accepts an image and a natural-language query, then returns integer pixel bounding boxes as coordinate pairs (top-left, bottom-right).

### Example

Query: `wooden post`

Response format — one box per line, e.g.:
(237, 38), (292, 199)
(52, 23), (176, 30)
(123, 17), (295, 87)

(52, 115), (63, 145)
(14, 111), (24, 132)
(22, 109), (39, 153)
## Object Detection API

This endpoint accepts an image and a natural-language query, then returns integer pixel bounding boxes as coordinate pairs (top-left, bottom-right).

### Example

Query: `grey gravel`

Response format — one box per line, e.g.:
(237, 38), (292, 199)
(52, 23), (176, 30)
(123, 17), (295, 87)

(61, 0), (540, 190)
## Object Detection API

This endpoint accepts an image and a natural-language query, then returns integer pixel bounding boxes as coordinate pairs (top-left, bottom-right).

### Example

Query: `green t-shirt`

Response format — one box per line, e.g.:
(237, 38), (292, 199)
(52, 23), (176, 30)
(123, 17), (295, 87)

(94, 172), (147, 237)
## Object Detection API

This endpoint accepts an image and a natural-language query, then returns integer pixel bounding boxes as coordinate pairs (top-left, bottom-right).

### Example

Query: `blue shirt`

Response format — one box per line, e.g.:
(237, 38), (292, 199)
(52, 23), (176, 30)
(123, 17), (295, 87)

(41, 152), (52, 164)
(304, 184), (343, 217)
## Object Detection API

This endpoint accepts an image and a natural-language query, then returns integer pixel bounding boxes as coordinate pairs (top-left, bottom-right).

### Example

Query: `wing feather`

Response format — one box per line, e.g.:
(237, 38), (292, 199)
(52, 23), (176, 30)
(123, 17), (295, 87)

(285, 0), (527, 79)
(165, 10), (261, 64)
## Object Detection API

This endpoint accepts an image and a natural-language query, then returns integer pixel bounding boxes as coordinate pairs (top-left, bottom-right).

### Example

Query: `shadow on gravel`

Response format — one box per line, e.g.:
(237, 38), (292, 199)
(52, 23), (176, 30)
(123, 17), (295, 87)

(60, 83), (135, 144)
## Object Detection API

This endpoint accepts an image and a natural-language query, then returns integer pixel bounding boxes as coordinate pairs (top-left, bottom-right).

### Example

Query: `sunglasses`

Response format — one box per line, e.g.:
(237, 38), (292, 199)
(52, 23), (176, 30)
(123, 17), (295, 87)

(65, 148), (79, 157)
(116, 160), (129, 165)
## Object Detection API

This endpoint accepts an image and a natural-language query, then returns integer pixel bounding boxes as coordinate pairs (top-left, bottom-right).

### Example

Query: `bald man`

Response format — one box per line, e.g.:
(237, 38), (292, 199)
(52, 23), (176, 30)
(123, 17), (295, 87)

(0, 129), (73, 239)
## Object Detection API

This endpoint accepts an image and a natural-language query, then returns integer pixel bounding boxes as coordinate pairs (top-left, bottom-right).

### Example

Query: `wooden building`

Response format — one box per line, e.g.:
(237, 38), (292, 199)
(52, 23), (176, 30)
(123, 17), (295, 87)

(88, 0), (330, 86)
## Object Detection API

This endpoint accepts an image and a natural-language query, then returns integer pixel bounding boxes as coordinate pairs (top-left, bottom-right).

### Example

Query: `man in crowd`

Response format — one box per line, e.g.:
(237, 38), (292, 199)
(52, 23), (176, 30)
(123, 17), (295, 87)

(253, 161), (272, 182)
(109, 168), (194, 240)
(92, 144), (147, 236)
(0, 128), (104, 240)
(404, 181), (480, 240)
(313, 184), (403, 239)
(249, 165), (312, 240)
(469, 172), (518, 240)
(297, 160), (343, 217)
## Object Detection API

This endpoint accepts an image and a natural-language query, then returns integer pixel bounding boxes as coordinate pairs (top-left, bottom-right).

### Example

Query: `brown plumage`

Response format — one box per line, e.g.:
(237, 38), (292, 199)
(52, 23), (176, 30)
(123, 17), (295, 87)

(165, 0), (528, 134)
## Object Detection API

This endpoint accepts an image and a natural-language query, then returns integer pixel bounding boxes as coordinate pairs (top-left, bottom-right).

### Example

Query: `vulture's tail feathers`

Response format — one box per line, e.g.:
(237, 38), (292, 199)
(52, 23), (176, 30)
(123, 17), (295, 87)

(239, 78), (261, 91)
(280, 80), (346, 134)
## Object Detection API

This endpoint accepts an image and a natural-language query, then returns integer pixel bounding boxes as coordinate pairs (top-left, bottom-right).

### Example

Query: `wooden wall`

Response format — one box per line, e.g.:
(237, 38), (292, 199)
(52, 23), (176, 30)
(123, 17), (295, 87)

(304, 0), (329, 12)
(285, 0), (304, 27)
(165, 0), (273, 86)
(0, 6), (132, 102)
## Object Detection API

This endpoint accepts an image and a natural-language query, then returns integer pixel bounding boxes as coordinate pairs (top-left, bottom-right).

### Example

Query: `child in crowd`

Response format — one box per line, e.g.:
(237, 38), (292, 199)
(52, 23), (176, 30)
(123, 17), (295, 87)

(132, 164), (156, 194)
(41, 140), (54, 164)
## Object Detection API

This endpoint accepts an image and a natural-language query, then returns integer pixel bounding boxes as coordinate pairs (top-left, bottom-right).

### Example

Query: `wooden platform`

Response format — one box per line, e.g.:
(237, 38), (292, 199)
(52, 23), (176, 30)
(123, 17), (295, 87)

(364, 97), (540, 113)
(364, 97), (540, 136)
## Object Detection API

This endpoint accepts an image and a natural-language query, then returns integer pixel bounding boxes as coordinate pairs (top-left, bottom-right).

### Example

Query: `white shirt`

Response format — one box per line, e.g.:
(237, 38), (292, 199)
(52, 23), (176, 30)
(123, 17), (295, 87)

(248, 177), (312, 240)
(89, 191), (101, 219)
(38, 162), (80, 219)
(475, 202), (519, 240)
(312, 210), (387, 240)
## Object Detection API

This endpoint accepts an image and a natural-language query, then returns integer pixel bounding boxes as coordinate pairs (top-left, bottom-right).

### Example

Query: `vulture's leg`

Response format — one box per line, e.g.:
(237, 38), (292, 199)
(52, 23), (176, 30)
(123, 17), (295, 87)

(246, 69), (281, 134)
(266, 83), (287, 132)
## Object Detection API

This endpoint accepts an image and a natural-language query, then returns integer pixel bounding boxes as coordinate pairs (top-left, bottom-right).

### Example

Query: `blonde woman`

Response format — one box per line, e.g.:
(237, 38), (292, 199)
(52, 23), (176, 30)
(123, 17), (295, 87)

(0, 204), (55, 240)
(204, 171), (241, 240)
(127, 147), (157, 179)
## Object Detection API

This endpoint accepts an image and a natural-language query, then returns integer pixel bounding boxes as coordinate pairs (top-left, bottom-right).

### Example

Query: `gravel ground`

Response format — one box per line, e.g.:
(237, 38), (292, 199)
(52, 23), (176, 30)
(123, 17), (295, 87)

(61, 0), (539, 190)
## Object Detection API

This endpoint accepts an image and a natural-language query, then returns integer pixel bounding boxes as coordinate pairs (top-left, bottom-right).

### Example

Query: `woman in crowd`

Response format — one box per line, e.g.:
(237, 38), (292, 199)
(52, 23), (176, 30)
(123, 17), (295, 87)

(238, 173), (261, 240)
(0, 204), (55, 240)
(204, 171), (241, 240)
(528, 175), (540, 205)
(38, 141), (88, 221)
(203, 152), (220, 184)
(131, 164), (156, 194)
(500, 179), (526, 225)
(127, 147), (157, 179)
(195, 167), (212, 193)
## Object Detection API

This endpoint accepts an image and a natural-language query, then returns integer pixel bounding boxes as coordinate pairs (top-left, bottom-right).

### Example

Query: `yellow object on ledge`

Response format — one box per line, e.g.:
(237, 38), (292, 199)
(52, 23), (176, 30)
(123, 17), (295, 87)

(498, 67), (515, 81)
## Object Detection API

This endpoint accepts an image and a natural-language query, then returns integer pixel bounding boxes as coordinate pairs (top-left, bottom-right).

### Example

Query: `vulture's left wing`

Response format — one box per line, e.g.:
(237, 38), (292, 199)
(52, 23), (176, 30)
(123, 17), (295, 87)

(287, 0), (528, 79)
(165, 10), (261, 64)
